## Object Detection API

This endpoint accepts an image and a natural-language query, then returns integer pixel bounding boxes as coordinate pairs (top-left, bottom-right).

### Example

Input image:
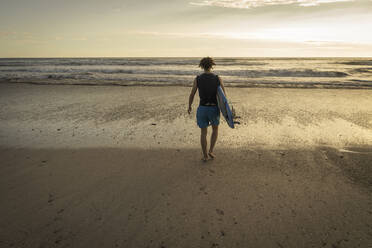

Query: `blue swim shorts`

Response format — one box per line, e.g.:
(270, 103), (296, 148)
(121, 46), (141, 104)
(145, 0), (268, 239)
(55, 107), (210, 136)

(196, 105), (220, 128)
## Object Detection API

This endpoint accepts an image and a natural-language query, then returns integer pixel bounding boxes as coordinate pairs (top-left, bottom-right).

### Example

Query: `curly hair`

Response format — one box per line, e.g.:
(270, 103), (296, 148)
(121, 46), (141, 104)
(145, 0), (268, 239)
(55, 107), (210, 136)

(199, 57), (216, 71)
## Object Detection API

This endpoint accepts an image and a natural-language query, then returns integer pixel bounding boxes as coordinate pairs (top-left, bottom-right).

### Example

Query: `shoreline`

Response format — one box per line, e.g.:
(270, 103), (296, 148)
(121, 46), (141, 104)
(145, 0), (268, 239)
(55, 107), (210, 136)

(2, 80), (372, 90)
(1, 82), (372, 149)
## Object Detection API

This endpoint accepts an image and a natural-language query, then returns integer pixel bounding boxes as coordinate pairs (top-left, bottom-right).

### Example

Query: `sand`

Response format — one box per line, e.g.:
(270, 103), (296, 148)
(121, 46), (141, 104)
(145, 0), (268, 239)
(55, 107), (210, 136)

(0, 82), (371, 248)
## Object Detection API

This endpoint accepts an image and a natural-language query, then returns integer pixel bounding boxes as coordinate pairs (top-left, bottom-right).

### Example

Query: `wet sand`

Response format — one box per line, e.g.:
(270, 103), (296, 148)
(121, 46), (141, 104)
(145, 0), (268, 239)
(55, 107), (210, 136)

(0, 83), (371, 247)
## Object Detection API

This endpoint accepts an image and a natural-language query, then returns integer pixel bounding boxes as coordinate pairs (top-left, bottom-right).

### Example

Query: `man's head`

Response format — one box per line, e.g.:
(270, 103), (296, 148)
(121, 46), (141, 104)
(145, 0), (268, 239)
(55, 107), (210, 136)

(199, 57), (215, 71)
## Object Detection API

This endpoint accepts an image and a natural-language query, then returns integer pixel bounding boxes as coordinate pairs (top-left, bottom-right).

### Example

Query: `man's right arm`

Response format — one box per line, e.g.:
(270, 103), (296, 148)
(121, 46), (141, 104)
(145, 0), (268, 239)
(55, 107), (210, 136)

(188, 78), (197, 114)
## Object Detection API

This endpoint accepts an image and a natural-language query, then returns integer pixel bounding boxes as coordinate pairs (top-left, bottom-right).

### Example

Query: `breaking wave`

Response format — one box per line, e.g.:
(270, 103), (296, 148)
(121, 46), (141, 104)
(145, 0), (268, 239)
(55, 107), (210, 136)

(0, 57), (371, 89)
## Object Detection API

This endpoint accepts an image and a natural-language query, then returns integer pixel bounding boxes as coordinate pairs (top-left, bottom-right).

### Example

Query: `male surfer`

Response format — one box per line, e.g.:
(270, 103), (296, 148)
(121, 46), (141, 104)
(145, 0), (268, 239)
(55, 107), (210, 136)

(188, 57), (227, 162)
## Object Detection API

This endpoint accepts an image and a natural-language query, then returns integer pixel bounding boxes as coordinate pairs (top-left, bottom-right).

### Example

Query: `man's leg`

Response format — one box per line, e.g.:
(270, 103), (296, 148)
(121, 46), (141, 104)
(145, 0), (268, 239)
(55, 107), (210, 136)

(209, 125), (218, 158)
(200, 127), (208, 161)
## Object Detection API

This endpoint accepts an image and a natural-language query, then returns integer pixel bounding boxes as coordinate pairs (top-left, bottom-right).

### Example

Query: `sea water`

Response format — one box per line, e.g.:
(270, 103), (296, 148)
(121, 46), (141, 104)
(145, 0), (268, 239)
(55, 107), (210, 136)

(0, 57), (371, 88)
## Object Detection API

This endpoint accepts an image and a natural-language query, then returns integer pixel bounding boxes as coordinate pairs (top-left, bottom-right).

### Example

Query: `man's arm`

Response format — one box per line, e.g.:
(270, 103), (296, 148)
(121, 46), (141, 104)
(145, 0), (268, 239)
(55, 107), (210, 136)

(188, 78), (197, 114)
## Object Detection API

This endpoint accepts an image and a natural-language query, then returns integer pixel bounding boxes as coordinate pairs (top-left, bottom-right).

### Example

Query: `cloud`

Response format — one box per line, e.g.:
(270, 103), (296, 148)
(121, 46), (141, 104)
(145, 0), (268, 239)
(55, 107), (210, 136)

(133, 30), (263, 40)
(0, 31), (17, 38)
(133, 29), (372, 47)
(190, 0), (354, 9)
(71, 37), (87, 41)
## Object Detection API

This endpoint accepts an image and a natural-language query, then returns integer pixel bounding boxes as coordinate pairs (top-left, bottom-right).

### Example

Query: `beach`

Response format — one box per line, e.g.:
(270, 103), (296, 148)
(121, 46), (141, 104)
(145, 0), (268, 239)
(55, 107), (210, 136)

(0, 82), (371, 247)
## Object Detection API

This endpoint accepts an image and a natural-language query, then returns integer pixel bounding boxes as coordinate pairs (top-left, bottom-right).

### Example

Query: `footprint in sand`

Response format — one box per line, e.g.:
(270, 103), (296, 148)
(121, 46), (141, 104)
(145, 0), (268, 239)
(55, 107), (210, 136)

(216, 209), (224, 216)
(48, 194), (54, 203)
(39, 160), (47, 167)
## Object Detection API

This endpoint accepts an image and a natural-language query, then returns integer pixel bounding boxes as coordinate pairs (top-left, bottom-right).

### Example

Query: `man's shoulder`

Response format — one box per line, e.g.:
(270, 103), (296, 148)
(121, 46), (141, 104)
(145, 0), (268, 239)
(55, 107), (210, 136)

(199, 72), (218, 77)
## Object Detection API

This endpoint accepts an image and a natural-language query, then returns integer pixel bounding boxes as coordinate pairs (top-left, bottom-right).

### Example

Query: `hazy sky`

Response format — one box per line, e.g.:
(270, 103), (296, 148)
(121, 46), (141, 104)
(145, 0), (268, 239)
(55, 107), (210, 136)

(0, 0), (371, 57)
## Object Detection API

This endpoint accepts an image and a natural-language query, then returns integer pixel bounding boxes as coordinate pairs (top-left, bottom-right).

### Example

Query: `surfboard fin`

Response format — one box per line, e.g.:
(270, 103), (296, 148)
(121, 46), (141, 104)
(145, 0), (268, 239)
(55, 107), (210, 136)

(231, 105), (236, 119)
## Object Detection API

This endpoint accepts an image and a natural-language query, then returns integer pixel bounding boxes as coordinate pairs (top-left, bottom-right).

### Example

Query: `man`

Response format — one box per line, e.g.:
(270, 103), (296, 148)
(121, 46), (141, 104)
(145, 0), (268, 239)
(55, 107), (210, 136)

(188, 57), (227, 162)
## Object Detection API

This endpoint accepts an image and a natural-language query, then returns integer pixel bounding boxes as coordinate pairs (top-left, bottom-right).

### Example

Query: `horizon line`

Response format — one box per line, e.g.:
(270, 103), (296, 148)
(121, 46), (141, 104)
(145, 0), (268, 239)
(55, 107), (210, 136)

(0, 56), (371, 59)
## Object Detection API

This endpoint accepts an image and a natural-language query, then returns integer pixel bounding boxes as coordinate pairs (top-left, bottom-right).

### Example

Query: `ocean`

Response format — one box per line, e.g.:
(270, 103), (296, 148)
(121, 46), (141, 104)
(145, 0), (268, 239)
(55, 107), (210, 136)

(0, 57), (371, 88)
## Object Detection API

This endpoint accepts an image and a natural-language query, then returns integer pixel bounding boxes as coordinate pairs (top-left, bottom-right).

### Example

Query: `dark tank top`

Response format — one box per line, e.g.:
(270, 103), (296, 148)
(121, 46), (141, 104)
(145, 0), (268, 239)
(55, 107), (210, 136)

(196, 73), (220, 106)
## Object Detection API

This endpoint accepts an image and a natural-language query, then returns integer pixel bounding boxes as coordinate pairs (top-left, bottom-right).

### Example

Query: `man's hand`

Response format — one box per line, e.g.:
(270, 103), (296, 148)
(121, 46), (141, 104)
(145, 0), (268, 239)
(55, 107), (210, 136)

(188, 106), (192, 114)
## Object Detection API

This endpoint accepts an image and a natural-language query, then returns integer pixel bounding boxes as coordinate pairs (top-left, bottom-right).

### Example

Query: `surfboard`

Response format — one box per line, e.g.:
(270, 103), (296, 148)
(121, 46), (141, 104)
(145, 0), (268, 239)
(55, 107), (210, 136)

(216, 86), (234, 128)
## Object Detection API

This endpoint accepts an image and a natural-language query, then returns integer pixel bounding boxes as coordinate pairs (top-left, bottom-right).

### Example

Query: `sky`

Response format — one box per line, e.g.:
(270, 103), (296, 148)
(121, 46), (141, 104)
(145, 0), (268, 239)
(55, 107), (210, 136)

(0, 0), (371, 57)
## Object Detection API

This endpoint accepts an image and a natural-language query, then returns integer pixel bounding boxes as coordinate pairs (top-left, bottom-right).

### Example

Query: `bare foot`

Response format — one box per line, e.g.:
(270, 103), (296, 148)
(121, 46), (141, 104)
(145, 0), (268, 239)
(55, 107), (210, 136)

(201, 156), (209, 162)
(208, 152), (216, 159)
